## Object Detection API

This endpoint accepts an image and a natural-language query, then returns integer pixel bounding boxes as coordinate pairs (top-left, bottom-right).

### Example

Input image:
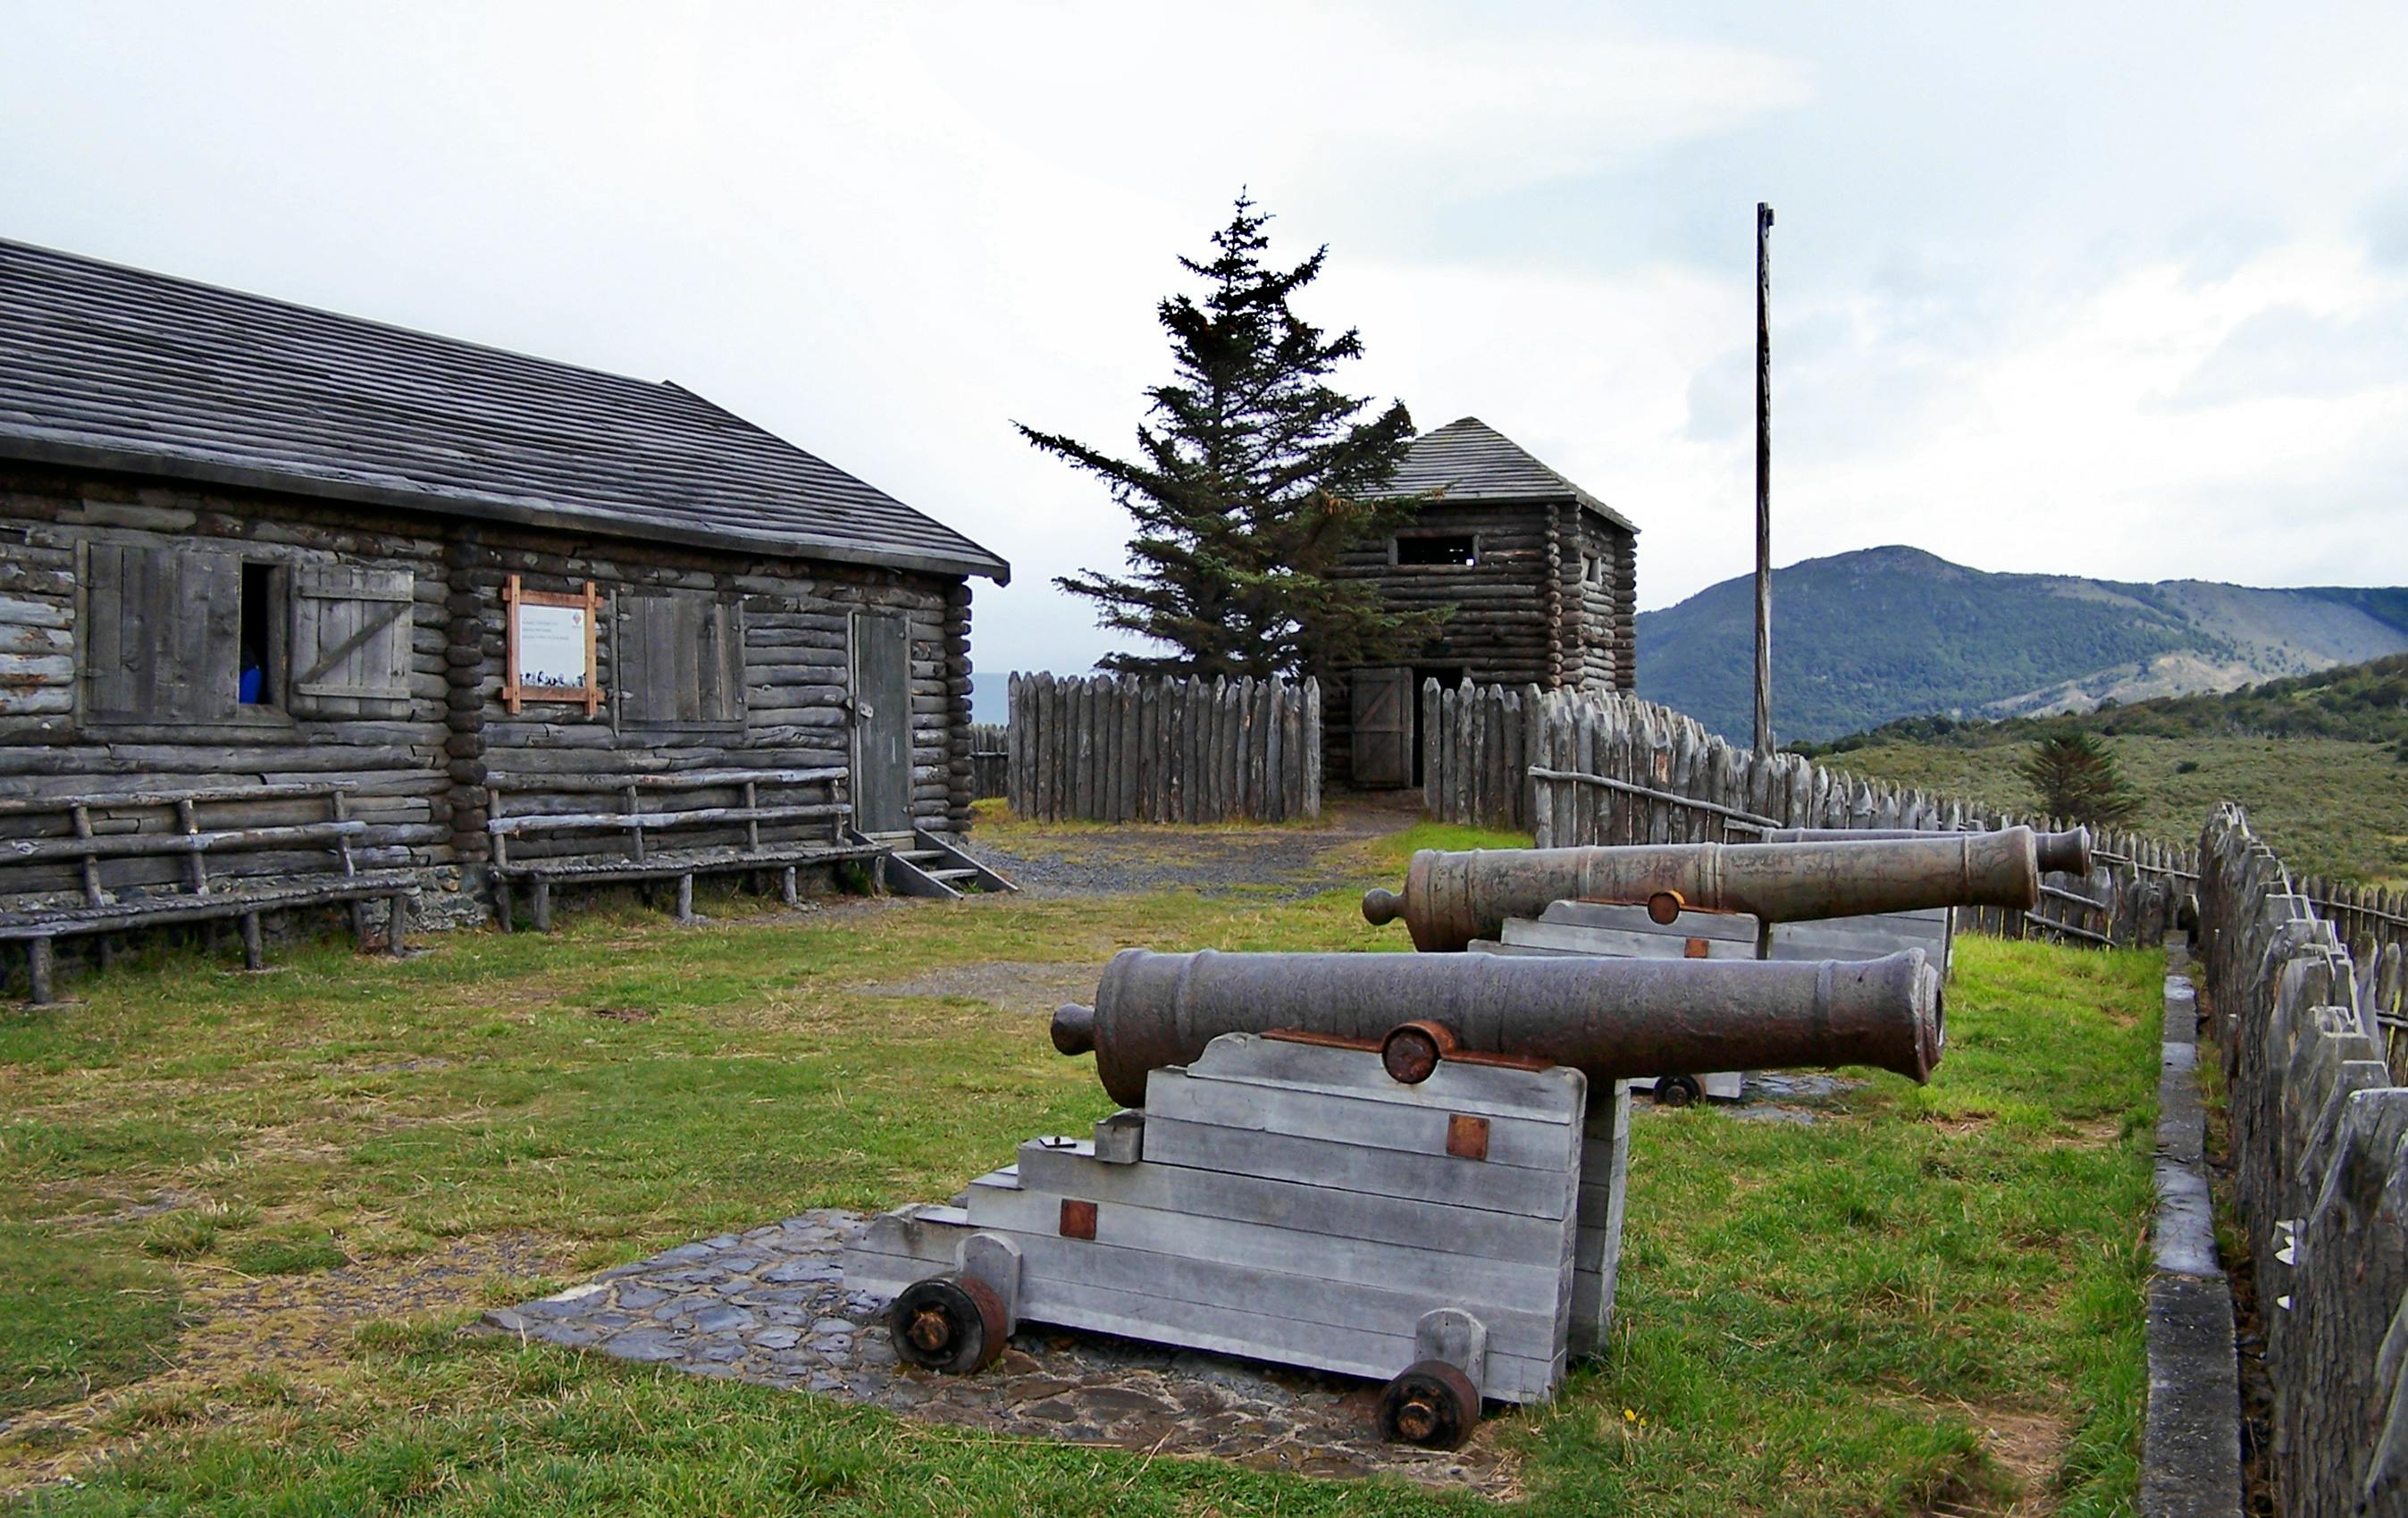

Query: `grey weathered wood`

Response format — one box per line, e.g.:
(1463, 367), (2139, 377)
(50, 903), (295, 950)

(1179, 1031), (1585, 1115)
(1536, 899), (1762, 942)
(1139, 1114), (1573, 1219)
(1091, 1111), (1144, 1164)
(842, 1030), (1589, 1405)
(1569, 1083), (1631, 1357)
(999, 673), (1321, 824)
(843, 1244), (1565, 1405)
(1415, 1307), (1492, 1396)
(1501, 918), (1758, 960)
(289, 565), (416, 719)
(1014, 1136), (1571, 1264)
(26, 936), (55, 1002)
(1143, 1067), (1580, 1172)
(962, 1176), (1564, 1320)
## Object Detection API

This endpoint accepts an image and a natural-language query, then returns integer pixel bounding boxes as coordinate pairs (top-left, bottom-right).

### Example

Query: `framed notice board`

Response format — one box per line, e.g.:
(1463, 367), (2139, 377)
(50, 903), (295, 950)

(502, 574), (602, 716)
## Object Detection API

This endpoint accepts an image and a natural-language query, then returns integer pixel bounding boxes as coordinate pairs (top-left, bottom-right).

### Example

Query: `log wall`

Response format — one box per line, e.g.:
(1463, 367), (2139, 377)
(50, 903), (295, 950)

(0, 465), (451, 900)
(2197, 804), (2408, 1514)
(0, 462), (981, 922)
(1321, 500), (1639, 789)
(1004, 672), (1319, 824)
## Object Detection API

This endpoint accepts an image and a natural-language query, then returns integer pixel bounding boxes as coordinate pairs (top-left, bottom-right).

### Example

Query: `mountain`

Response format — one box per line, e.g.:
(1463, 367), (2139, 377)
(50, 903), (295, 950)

(1635, 545), (2408, 743)
(1803, 651), (2408, 754)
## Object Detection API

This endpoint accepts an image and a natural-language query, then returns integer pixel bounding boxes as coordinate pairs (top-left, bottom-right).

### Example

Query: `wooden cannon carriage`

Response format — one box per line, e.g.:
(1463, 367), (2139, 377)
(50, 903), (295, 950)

(843, 945), (1941, 1447)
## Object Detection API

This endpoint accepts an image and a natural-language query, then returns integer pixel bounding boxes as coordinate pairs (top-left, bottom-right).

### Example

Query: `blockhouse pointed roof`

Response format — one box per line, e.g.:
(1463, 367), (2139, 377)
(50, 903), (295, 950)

(0, 238), (1009, 582)
(1385, 416), (1634, 533)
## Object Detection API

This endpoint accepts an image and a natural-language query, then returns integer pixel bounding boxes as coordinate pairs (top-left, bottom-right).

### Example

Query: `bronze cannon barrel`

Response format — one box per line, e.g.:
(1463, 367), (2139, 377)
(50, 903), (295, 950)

(1361, 827), (2069, 953)
(1050, 947), (1943, 1108)
(1752, 826), (2092, 876)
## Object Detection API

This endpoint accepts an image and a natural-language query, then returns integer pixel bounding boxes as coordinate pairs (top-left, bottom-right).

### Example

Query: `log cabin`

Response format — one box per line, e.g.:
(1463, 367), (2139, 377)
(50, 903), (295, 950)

(0, 237), (1009, 993)
(1330, 417), (1637, 789)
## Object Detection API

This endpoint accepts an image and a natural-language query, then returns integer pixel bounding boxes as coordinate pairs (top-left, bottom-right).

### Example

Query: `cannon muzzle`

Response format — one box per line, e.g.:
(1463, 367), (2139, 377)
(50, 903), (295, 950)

(1052, 947), (1943, 1108)
(1363, 826), (2070, 952)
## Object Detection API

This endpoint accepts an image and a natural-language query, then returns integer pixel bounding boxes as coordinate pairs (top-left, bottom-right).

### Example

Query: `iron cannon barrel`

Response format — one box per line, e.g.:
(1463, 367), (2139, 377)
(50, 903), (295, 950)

(1360, 827), (2062, 953)
(1752, 826), (2092, 876)
(1051, 947), (1942, 1109)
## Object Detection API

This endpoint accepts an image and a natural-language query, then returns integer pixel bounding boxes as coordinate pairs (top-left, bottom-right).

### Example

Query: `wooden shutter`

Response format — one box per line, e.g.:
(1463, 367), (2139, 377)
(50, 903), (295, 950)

(289, 566), (415, 718)
(617, 590), (743, 729)
(83, 541), (240, 725)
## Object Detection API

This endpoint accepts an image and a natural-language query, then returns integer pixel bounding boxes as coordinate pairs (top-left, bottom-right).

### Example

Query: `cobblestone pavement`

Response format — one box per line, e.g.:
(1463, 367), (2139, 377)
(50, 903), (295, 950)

(1727, 1070), (1864, 1123)
(481, 1211), (1523, 1495)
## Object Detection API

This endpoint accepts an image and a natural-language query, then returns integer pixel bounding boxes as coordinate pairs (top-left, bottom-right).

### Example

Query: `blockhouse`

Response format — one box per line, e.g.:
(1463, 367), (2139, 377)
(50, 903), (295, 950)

(1331, 417), (1636, 789)
(0, 238), (1007, 934)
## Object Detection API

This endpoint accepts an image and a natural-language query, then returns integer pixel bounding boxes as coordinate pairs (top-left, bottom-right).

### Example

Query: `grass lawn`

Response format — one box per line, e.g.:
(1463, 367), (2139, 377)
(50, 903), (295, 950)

(1, 821), (2161, 1515)
(1823, 734), (2408, 887)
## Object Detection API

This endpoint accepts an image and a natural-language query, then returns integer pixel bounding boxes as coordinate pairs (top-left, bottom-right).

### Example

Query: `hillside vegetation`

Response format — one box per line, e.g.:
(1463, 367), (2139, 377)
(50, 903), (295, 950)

(1801, 655), (2408, 885)
(1635, 546), (2408, 742)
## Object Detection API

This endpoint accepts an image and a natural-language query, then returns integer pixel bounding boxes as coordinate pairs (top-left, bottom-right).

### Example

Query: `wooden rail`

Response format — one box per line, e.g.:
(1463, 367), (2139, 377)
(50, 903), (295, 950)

(2, 783), (416, 1002)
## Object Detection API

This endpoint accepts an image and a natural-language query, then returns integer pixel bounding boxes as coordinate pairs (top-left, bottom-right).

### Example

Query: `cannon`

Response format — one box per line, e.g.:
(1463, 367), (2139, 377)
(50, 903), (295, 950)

(1360, 826), (2090, 953)
(1050, 945), (1943, 1109)
(851, 943), (1947, 1447)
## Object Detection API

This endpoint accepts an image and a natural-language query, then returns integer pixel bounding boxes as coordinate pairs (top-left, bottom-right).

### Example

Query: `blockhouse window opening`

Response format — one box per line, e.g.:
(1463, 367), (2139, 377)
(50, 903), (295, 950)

(238, 561), (278, 706)
(1394, 533), (1478, 568)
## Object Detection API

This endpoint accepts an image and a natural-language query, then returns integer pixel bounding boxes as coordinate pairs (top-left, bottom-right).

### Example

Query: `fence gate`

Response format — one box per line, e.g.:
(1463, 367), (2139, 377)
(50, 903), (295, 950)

(1350, 667), (1414, 789)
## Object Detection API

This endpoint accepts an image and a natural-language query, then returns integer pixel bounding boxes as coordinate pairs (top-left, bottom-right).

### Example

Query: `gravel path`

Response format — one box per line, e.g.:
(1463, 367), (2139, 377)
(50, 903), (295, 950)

(966, 795), (1420, 900)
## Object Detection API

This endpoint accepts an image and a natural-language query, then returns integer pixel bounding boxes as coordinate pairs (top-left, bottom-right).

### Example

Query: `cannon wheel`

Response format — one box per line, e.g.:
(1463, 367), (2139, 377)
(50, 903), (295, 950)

(1652, 1074), (1703, 1108)
(889, 1274), (1008, 1374)
(1376, 1359), (1481, 1448)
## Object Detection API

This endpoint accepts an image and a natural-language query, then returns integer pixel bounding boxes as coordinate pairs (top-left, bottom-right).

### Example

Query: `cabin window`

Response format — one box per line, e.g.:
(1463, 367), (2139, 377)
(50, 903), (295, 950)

(1393, 533), (1479, 567)
(239, 562), (278, 706)
(82, 543), (416, 727)
(1585, 554), (1608, 585)
(616, 589), (745, 730)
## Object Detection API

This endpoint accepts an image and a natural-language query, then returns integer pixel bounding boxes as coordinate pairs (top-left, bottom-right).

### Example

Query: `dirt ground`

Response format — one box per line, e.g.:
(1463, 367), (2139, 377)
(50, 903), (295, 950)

(964, 793), (1421, 900)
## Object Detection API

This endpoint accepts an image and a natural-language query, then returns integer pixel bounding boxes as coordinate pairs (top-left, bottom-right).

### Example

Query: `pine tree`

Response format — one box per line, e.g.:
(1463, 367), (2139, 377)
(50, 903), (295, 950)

(1019, 193), (1437, 678)
(2018, 732), (2142, 826)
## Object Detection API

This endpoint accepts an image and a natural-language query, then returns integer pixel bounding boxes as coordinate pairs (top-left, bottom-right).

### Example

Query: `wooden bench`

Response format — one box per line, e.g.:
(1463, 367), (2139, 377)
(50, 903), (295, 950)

(0, 783), (422, 1004)
(488, 767), (882, 931)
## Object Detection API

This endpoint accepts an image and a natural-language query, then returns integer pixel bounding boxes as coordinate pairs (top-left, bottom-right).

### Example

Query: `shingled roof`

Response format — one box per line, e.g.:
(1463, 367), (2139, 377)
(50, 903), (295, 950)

(0, 239), (1008, 581)
(1387, 416), (1635, 533)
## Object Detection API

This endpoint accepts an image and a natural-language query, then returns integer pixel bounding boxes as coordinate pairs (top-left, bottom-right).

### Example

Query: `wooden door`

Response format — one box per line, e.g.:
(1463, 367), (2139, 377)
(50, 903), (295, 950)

(1350, 667), (1414, 789)
(849, 612), (913, 834)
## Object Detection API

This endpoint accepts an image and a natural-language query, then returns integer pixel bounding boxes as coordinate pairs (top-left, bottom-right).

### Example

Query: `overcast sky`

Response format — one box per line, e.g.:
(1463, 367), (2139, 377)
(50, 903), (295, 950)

(6, 2), (2405, 676)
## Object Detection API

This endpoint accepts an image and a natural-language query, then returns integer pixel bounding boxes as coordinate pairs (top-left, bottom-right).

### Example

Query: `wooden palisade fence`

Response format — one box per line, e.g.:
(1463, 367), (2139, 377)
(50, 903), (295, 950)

(2197, 803), (2407, 1514)
(1006, 673), (1320, 824)
(1423, 680), (2198, 949)
(969, 724), (1009, 801)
